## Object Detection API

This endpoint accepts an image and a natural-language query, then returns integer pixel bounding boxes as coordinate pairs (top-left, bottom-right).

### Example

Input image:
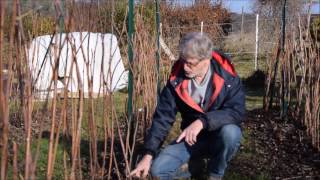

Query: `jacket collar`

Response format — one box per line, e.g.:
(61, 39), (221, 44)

(169, 51), (236, 113)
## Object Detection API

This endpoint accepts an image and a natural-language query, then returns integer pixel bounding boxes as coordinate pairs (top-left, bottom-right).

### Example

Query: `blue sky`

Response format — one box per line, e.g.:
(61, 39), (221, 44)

(171, 0), (319, 14)
(222, 0), (319, 14)
(310, 1), (320, 14)
(222, 0), (254, 13)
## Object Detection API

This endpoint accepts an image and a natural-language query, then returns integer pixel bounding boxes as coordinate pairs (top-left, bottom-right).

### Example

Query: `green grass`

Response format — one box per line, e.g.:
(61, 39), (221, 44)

(31, 139), (65, 179)
(224, 127), (270, 179)
(27, 91), (128, 140)
(245, 86), (265, 111)
(231, 52), (266, 111)
(80, 91), (127, 140)
(232, 53), (268, 79)
(8, 138), (66, 179)
(7, 91), (128, 179)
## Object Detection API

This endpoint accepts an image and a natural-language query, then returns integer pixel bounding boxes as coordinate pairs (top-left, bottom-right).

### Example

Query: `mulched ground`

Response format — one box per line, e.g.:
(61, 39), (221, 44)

(6, 107), (320, 179)
(228, 109), (320, 180)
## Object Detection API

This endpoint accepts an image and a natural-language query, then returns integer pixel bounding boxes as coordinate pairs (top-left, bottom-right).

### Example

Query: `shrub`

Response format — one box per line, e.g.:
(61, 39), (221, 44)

(311, 16), (320, 41)
(160, 1), (231, 52)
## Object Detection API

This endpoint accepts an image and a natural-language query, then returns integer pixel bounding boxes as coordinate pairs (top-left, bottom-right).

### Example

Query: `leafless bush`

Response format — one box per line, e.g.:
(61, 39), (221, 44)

(131, 14), (158, 138)
(0, 0), (166, 179)
(264, 13), (320, 151)
(160, 1), (231, 55)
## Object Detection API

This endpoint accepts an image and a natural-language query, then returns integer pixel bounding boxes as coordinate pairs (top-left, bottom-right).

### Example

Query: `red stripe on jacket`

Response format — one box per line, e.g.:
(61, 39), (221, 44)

(169, 51), (235, 113)
(212, 51), (236, 77)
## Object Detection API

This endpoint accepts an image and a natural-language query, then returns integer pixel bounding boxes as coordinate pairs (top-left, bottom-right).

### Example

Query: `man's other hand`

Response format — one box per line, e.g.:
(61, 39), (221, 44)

(176, 119), (204, 146)
(130, 154), (153, 178)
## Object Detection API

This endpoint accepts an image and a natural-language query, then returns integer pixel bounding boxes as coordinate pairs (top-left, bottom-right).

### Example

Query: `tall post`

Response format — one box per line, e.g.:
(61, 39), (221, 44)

(128, 0), (134, 121)
(200, 21), (203, 35)
(281, 0), (286, 53)
(240, 6), (244, 41)
(156, 0), (161, 100)
(0, 0), (3, 95)
(280, 0), (287, 118)
(254, 14), (259, 70)
(268, 0), (286, 111)
(0, 1), (6, 179)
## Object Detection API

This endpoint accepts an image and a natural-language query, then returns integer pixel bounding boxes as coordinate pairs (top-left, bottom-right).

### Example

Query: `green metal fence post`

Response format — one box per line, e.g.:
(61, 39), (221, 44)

(128, 0), (134, 122)
(281, 0), (287, 119)
(155, 0), (161, 100)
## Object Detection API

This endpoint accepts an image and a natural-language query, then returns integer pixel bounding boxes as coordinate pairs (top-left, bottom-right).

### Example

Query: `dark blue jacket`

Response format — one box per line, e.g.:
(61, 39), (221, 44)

(144, 51), (246, 156)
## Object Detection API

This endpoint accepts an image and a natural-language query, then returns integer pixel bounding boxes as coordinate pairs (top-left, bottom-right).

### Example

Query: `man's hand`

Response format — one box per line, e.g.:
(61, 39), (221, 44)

(176, 119), (204, 146)
(130, 154), (153, 178)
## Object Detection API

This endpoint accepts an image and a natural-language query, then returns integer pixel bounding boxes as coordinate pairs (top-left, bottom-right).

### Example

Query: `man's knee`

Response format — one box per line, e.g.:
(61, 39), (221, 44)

(219, 124), (242, 147)
(150, 157), (165, 177)
(150, 154), (175, 178)
(150, 142), (190, 178)
(150, 166), (161, 178)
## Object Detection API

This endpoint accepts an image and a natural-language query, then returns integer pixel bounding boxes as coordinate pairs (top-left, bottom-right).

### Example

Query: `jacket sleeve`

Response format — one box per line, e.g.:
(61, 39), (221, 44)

(144, 82), (178, 157)
(200, 76), (246, 131)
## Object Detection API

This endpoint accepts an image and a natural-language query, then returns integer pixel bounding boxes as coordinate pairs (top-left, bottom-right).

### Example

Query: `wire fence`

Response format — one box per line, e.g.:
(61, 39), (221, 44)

(161, 13), (279, 78)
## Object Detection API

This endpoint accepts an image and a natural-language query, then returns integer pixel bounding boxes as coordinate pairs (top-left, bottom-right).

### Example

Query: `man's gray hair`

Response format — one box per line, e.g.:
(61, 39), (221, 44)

(178, 32), (213, 60)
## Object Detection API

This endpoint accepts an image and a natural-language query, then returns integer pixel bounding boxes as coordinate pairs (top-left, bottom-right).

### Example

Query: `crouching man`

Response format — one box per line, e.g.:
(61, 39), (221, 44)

(130, 32), (245, 180)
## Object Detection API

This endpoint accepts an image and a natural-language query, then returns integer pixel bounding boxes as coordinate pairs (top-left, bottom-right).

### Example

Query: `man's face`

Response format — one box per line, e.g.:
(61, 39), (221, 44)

(182, 57), (210, 79)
